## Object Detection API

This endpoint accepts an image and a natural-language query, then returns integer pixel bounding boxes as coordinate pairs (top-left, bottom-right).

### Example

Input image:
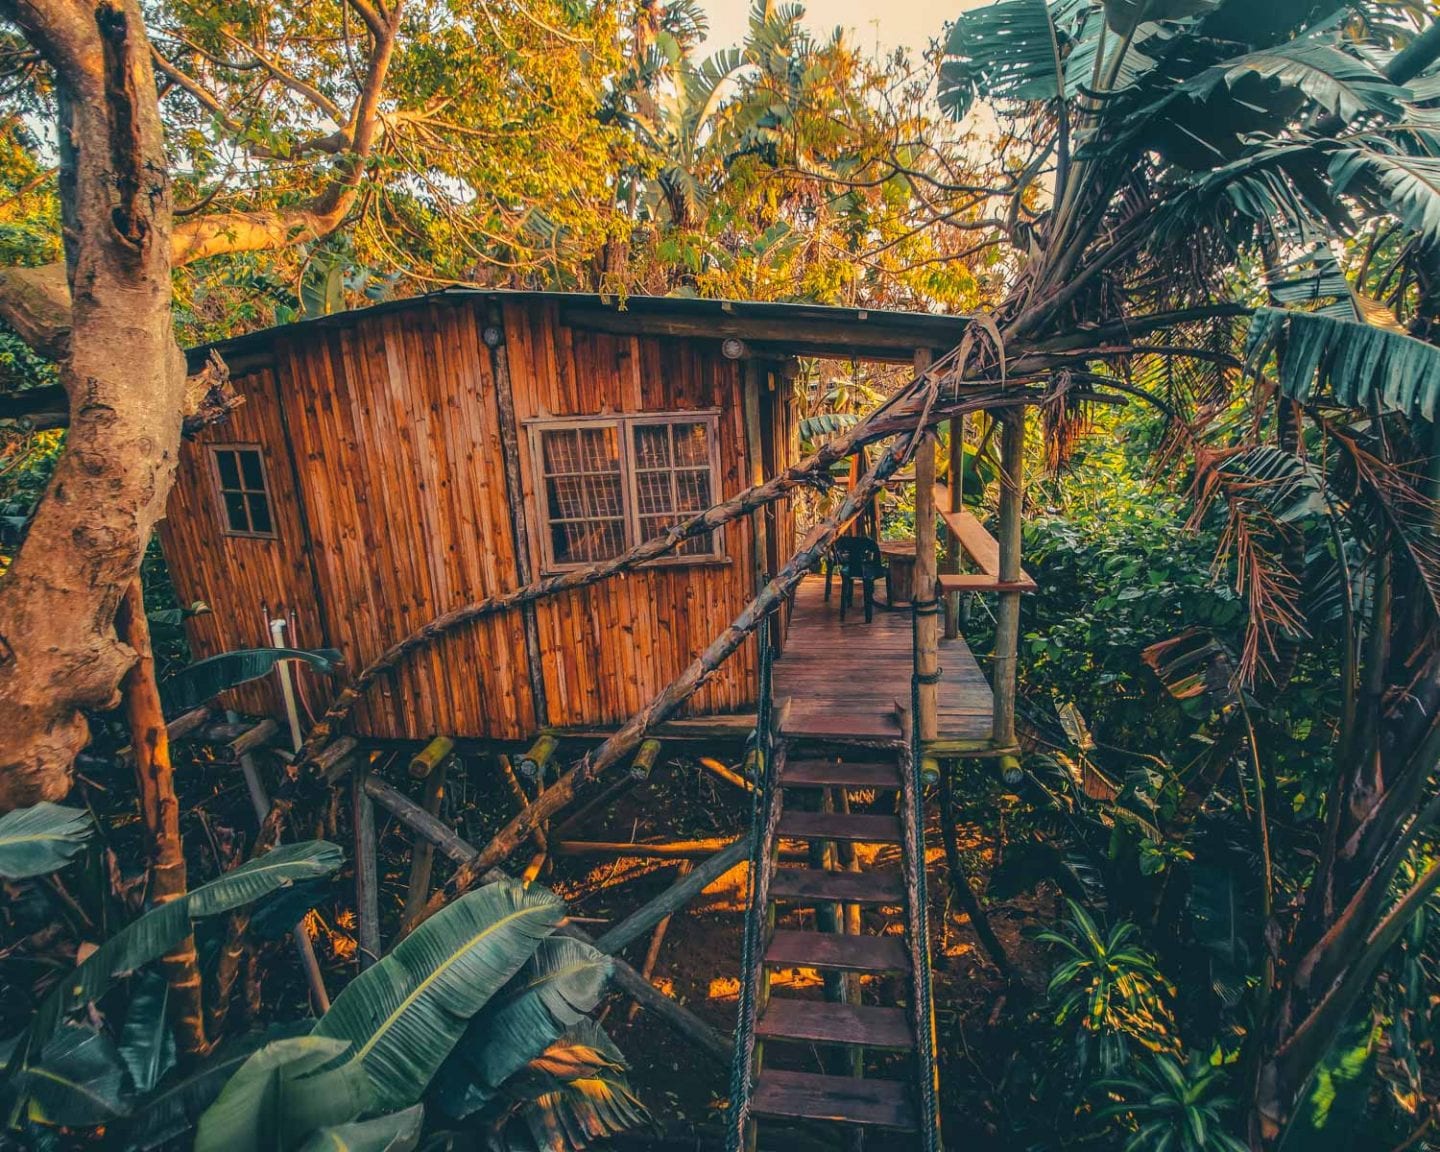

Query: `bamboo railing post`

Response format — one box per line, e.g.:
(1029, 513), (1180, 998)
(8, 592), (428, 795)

(944, 413), (966, 640)
(630, 738), (663, 781)
(401, 738), (453, 931)
(518, 733), (558, 782)
(914, 349), (940, 744)
(993, 410), (1026, 749)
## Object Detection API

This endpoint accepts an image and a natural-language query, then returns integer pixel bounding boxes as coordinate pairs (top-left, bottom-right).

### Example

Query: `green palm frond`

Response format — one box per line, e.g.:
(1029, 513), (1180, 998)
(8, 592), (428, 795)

(313, 880), (564, 1111)
(296, 1105), (424, 1152)
(1246, 305), (1440, 420)
(0, 801), (92, 879)
(939, 0), (1062, 121)
(10, 1024), (131, 1128)
(1182, 41), (1409, 122)
(1330, 144), (1440, 245)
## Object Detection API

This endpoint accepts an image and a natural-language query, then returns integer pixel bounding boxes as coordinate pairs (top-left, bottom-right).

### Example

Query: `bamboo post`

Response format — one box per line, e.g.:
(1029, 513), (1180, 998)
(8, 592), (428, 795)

(626, 860), (692, 1023)
(914, 349), (940, 744)
(401, 748), (450, 932)
(226, 709), (331, 1013)
(409, 735), (454, 779)
(353, 756), (381, 969)
(944, 413), (966, 640)
(518, 733), (558, 781)
(117, 580), (206, 1056)
(630, 738), (663, 781)
(992, 410), (1026, 748)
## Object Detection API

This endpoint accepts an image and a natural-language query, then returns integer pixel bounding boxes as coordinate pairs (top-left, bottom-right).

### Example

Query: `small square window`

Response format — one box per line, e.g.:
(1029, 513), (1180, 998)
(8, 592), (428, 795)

(208, 445), (277, 539)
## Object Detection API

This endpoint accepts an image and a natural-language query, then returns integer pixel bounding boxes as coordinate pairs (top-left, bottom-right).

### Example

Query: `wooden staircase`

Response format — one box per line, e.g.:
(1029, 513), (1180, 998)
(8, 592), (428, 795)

(729, 742), (941, 1148)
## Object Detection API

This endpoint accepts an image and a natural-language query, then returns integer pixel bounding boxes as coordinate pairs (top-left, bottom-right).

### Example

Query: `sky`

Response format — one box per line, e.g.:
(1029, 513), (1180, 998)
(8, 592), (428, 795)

(697, 1), (985, 60)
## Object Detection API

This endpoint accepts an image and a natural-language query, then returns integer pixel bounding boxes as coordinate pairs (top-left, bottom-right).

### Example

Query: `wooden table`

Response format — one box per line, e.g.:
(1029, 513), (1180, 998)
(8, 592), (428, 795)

(880, 539), (917, 606)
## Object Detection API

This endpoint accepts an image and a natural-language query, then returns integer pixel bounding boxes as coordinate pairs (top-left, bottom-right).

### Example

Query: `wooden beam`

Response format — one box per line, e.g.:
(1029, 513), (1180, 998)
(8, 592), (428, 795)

(992, 411), (1026, 747)
(944, 413), (965, 640)
(408, 736), (454, 779)
(914, 349), (939, 744)
(363, 776), (732, 1064)
(487, 302), (550, 732)
(595, 838), (747, 952)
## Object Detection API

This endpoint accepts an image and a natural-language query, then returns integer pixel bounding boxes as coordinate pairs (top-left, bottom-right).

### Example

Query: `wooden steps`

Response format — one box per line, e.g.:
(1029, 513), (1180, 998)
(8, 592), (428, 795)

(765, 929), (910, 974)
(769, 867), (903, 905)
(757, 999), (914, 1050)
(750, 1070), (916, 1132)
(781, 759), (900, 789)
(777, 810), (902, 844)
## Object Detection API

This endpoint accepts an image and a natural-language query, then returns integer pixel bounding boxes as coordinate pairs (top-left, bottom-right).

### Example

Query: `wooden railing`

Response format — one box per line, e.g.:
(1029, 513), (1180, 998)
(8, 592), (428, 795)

(931, 484), (1036, 593)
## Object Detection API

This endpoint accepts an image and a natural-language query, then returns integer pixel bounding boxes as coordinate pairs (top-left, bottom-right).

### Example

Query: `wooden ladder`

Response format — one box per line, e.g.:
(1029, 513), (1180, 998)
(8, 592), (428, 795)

(730, 741), (942, 1149)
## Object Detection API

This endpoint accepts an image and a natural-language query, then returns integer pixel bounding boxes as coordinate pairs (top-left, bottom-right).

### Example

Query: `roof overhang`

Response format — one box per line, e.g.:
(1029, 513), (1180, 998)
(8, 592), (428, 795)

(186, 288), (974, 371)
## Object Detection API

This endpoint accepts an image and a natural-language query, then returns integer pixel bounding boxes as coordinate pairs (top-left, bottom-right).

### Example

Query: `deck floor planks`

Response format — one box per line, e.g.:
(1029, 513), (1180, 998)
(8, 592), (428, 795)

(773, 574), (993, 742)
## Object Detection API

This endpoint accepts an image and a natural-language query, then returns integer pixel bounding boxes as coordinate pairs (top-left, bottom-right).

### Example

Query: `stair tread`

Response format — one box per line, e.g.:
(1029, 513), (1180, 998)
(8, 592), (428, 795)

(750, 1069), (917, 1131)
(782, 760), (901, 788)
(777, 811), (903, 843)
(757, 998), (914, 1049)
(765, 930), (910, 973)
(770, 868), (904, 905)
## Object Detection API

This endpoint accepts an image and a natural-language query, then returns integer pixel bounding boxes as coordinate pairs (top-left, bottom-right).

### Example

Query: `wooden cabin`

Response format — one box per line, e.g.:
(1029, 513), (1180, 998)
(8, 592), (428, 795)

(161, 289), (1003, 747)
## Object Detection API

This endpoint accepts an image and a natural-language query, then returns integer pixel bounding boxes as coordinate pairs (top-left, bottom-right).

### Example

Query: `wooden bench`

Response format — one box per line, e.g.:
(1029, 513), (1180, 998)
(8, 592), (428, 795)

(933, 483), (1037, 594)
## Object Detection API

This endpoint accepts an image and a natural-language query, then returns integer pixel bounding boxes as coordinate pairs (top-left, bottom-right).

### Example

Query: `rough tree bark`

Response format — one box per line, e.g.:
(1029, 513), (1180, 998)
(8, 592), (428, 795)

(116, 579), (206, 1054)
(0, 0), (188, 812)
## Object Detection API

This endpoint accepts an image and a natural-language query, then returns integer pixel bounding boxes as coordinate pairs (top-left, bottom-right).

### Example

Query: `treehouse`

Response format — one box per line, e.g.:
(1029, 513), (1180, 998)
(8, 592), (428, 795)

(162, 288), (1038, 1145)
(162, 288), (1029, 758)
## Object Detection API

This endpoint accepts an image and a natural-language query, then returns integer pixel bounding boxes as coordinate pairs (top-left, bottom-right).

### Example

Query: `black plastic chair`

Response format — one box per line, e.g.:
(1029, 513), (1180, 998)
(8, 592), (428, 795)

(824, 536), (885, 623)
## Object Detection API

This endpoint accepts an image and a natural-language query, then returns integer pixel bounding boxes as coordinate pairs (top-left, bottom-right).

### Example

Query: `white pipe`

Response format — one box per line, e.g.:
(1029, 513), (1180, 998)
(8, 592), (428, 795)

(268, 616), (304, 753)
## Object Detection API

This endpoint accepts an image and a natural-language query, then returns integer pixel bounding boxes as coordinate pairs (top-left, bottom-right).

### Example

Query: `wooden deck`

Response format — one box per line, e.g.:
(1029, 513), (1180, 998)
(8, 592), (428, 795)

(773, 574), (994, 747)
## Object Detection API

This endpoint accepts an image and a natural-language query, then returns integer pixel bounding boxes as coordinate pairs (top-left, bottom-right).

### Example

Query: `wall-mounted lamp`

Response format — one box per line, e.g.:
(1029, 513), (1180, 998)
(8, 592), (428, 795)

(721, 337), (748, 360)
(482, 325), (505, 348)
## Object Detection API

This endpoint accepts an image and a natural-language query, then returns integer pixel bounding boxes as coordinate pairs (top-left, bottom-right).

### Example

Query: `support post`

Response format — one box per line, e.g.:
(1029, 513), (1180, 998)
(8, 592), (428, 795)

(944, 413), (966, 640)
(401, 748), (450, 931)
(741, 361), (770, 598)
(914, 349), (939, 744)
(353, 756), (381, 969)
(992, 410), (1025, 748)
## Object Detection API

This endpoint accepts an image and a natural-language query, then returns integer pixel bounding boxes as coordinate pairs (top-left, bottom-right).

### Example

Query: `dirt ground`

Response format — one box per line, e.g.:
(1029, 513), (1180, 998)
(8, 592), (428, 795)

(537, 752), (1056, 1151)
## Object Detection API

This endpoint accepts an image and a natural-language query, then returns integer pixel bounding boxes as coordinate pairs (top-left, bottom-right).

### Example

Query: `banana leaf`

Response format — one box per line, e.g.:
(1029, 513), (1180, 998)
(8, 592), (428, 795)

(436, 936), (613, 1119)
(0, 802), (92, 879)
(511, 1022), (651, 1152)
(159, 647), (343, 717)
(19, 841), (343, 1063)
(119, 1023), (311, 1151)
(195, 1036), (375, 1152)
(313, 880), (564, 1112)
(296, 1104), (425, 1152)
(117, 972), (175, 1097)
(12, 1024), (131, 1128)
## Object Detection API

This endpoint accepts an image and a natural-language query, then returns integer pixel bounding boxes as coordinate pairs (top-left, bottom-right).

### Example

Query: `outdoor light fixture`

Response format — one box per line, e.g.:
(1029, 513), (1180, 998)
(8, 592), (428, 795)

(482, 325), (504, 348)
(721, 337), (747, 360)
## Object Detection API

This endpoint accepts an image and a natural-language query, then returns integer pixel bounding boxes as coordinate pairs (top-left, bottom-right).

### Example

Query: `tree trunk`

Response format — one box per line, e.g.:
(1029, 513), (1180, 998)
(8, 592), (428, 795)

(0, 0), (186, 812)
(116, 579), (206, 1055)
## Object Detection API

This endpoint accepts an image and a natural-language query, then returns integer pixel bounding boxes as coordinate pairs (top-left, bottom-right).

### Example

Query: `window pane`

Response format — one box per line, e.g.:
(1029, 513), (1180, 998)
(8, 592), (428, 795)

(675, 469), (711, 512)
(223, 491), (250, 533)
(239, 449), (265, 491)
(540, 425), (624, 566)
(635, 470), (672, 517)
(215, 450), (240, 491)
(247, 493), (273, 535)
(672, 422), (709, 467)
(553, 518), (625, 565)
(633, 425), (672, 470)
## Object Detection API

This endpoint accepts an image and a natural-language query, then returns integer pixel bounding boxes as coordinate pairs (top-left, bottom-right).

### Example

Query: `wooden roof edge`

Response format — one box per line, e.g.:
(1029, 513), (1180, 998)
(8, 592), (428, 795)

(185, 288), (979, 372)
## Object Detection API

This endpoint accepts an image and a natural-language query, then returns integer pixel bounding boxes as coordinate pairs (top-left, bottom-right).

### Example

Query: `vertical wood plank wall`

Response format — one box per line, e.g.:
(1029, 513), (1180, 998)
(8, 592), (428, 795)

(160, 297), (790, 739)
(503, 300), (759, 725)
(157, 367), (320, 718)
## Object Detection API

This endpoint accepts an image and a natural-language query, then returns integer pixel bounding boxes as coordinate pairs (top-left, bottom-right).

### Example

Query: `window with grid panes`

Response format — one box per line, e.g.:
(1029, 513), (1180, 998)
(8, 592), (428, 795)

(531, 413), (722, 569)
(208, 445), (276, 538)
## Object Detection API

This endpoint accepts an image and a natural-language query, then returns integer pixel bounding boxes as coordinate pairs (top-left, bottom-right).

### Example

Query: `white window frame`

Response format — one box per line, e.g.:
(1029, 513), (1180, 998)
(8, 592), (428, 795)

(207, 443), (278, 540)
(528, 410), (726, 572)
